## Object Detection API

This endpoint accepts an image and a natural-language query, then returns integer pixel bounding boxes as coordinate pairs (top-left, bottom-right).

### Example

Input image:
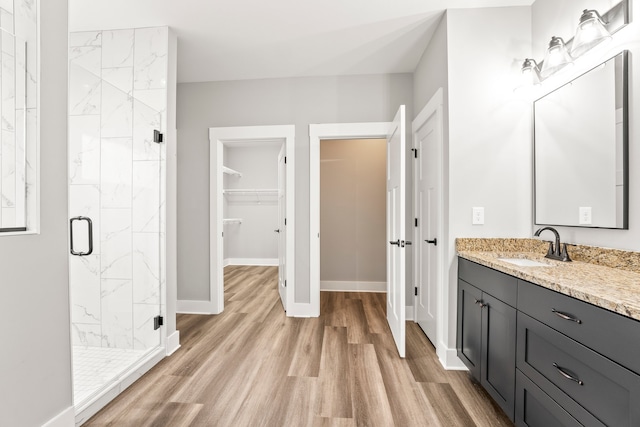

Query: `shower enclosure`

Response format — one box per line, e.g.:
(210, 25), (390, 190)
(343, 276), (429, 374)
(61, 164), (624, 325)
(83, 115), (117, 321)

(68, 27), (170, 421)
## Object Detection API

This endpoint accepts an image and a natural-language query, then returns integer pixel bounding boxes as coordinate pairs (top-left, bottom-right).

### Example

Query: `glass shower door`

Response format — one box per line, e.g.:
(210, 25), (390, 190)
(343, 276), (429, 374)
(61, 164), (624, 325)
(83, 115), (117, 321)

(68, 65), (164, 407)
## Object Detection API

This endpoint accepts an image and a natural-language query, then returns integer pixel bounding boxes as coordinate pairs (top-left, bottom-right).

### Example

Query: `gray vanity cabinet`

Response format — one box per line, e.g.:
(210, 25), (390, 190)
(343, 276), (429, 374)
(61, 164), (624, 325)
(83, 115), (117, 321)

(457, 258), (517, 420)
(457, 257), (640, 427)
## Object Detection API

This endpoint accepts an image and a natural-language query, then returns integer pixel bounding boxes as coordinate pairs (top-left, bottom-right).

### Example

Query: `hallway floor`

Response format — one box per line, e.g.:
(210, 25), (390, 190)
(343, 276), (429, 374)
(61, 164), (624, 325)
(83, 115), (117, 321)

(84, 265), (513, 426)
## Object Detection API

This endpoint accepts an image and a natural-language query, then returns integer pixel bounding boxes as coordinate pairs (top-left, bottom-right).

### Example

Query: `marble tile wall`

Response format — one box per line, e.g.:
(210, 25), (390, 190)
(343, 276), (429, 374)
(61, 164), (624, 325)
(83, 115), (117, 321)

(0, 0), (33, 230)
(69, 27), (168, 351)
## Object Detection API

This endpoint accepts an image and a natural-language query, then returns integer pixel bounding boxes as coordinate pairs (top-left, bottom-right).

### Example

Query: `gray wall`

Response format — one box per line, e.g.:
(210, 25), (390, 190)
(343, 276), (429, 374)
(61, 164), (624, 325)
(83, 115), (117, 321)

(320, 139), (387, 283)
(177, 73), (413, 303)
(0, 0), (73, 425)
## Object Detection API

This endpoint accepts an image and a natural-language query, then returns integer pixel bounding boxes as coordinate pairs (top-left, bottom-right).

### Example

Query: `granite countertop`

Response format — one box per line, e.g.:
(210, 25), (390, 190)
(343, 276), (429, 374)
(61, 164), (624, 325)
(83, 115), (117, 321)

(456, 239), (640, 322)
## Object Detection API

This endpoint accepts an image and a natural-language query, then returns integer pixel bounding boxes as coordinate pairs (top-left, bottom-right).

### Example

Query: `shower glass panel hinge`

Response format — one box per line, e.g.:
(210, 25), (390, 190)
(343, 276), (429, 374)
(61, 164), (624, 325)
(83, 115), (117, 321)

(154, 316), (164, 330)
(154, 130), (164, 143)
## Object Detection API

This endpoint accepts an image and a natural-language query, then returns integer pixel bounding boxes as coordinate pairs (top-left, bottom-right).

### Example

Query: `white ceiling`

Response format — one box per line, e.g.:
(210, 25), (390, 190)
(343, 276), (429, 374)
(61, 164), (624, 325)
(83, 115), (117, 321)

(69, 0), (534, 83)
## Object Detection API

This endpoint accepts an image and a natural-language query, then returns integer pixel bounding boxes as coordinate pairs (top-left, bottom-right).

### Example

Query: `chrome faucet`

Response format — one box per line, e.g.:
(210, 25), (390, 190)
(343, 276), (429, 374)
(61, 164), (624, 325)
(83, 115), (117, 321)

(534, 227), (572, 262)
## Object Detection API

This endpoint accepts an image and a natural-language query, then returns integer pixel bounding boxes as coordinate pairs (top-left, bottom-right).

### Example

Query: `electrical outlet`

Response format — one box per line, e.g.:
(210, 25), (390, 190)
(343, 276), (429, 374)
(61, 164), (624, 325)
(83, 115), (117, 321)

(472, 207), (484, 225)
(579, 207), (592, 225)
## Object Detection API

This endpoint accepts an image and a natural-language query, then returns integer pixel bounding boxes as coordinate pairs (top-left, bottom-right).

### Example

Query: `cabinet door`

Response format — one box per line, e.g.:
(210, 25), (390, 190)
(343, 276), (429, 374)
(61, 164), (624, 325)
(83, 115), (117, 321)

(457, 279), (482, 379)
(481, 292), (516, 420)
(515, 370), (583, 427)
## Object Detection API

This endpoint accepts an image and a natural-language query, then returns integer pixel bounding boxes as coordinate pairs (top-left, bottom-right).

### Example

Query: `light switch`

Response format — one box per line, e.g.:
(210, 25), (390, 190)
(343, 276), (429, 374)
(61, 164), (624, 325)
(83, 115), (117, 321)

(472, 207), (484, 225)
(579, 207), (592, 225)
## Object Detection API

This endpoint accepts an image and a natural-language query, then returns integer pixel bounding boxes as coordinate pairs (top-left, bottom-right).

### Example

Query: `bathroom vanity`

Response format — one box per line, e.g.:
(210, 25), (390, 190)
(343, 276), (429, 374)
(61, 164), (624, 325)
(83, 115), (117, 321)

(456, 240), (640, 427)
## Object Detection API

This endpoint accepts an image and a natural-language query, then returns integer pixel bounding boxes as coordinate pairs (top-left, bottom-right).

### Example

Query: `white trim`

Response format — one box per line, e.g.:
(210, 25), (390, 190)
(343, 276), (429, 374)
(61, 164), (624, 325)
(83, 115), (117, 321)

(406, 306), (414, 321)
(309, 122), (391, 318)
(166, 330), (181, 356)
(437, 344), (467, 370)
(176, 299), (217, 314)
(412, 88), (446, 362)
(224, 258), (278, 266)
(209, 125), (296, 316)
(320, 281), (386, 293)
(74, 348), (165, 426)
(42, 406), (74, 427)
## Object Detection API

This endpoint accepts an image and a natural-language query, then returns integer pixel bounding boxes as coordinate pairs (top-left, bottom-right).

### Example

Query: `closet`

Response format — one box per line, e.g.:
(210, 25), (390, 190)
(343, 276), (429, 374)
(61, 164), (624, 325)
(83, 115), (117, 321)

(222, 143), (280, 266)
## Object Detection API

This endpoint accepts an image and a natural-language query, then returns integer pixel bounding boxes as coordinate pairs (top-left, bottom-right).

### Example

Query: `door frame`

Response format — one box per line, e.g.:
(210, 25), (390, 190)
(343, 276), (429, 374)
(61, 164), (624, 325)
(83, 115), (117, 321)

(411, 88), (448, 363)
(209, 125), (296, 315)
(309, 122), (390, 317)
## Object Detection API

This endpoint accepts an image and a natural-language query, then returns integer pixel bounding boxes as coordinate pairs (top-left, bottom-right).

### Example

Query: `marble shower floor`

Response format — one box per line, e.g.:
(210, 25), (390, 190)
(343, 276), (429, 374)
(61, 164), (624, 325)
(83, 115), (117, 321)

(73, 346), (147, 405)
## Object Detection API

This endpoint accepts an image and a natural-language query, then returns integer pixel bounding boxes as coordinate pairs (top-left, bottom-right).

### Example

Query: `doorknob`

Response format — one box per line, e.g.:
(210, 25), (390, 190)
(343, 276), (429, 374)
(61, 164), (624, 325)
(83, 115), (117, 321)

(274, 229), (280, 233)
(389, 240), (400, 246)
(425, 238), (437, 246)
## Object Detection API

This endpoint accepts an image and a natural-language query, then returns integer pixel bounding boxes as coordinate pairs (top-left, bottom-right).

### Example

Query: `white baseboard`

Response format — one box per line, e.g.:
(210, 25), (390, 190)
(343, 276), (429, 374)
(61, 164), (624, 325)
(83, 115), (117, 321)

(437, 343), (467, 370)
(176, 299), (216, 314)
(225, 258), (278, 266)
(406, 305), (414, 321)
(166, 330), (180, 356)
(320, 281), (386, 293)
(43, 406), (74, 427)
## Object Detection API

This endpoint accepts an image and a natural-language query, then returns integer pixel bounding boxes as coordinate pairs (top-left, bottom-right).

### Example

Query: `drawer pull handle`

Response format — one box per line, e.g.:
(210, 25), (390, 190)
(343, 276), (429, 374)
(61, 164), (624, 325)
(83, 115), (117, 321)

(551, 309), (582, 324)
(553, 363), (584, 385)
(474, 299), (488, 308)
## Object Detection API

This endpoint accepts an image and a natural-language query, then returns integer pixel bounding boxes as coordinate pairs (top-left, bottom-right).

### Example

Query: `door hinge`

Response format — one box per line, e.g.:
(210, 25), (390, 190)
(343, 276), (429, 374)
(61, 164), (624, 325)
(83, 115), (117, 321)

(414, 287), (418, 296)
(154, 316), (164, 330)
(285, 156), (287, 164)
(412, 148), (418, 158)
(285, 218), (287, 226)
(153, 130), (163, 143)
(285, 280), (287, 287)
(415, 218), (418, 227)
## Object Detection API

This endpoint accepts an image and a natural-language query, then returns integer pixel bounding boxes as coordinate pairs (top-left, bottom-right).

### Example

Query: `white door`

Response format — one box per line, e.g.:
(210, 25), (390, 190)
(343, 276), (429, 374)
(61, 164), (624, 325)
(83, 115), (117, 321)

(414, 112), (440, 345)
(387, 105), (406, 358)
(277, 144), (287, 310)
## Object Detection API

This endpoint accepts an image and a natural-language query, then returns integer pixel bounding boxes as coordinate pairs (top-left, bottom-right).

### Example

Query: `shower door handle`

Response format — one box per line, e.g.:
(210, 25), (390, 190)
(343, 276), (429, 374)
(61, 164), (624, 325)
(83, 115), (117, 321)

(70, 216), (93, 256)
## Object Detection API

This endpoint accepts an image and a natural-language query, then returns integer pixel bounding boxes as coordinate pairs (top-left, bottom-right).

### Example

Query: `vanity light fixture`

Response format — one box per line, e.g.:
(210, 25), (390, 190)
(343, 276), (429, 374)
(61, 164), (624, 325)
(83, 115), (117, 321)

(518, 0), (629, 86)
(570, 9), (612, 57)
(540, 36), (573, 78)
(514, 58), (541, 93)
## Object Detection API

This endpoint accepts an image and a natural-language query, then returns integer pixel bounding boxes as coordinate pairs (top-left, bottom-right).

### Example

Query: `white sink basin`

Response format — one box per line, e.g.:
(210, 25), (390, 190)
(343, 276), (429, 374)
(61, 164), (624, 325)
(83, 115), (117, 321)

(497, 258), (551, 267)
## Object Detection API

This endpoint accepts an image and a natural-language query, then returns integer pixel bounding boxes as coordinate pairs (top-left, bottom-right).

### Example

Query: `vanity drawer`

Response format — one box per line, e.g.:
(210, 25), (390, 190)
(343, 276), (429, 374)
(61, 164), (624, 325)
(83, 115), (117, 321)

(517, 312), (640, 427)
(518, 279), (640, 375)
(515, 370), (587, 427)
(458, 258), (517, 306)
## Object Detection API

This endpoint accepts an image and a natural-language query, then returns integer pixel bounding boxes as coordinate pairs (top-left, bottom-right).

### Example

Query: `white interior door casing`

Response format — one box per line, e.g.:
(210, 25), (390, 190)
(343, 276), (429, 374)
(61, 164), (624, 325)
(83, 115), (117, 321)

(309, 122), (390, 318)
(209, 125), (295, 316)
(277, 144), (287, 310)
(414, 111), (440, 345)
(387, 105), (406, 358)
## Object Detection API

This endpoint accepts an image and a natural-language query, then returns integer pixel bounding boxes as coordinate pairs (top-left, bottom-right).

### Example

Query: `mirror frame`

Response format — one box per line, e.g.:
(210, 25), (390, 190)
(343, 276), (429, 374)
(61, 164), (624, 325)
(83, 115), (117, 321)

(533, 50), (629, 230)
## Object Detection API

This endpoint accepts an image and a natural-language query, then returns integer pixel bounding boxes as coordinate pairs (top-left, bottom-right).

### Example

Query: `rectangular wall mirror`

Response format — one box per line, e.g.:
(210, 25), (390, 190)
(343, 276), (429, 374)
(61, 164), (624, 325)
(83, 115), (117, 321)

(534, 50), (628, 229)
(0, 29), (27, 232)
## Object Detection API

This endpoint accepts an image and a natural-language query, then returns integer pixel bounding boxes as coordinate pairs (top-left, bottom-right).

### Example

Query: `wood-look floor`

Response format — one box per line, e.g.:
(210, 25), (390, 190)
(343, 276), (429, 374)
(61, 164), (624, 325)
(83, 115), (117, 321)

(84, 265), (513, 427)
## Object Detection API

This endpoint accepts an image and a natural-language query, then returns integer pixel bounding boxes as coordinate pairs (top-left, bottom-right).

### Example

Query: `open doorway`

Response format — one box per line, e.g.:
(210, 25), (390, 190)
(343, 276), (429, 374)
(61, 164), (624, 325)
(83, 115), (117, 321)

(209, 125), (295, 315)
(320, 139), (387, 293)
(310, 108), (408, 357)
(222, 141), (284, 309)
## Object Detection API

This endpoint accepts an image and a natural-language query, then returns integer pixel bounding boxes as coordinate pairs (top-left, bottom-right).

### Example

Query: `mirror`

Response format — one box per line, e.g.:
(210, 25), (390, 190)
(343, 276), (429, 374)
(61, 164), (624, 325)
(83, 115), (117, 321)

(534, 51), (628, 229)
(0, 29), (27, 232)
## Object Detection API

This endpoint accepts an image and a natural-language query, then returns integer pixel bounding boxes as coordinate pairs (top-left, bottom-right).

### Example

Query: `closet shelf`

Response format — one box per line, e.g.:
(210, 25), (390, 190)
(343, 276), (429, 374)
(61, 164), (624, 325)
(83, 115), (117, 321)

(222, 166), (243, 177)
(223, 189), (278, 196)
(223, 218), (243, 225)
(223, 189), (278, 204)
